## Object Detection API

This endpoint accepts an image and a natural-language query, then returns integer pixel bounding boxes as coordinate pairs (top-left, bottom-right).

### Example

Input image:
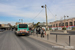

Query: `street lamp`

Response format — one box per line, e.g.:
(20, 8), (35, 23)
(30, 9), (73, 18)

(41, 4), (48, 31)
(64, 15), (69, 28)
(19, 19), (23, 23)
(64, 15), (69, 33)
(41, 5), (50, 40)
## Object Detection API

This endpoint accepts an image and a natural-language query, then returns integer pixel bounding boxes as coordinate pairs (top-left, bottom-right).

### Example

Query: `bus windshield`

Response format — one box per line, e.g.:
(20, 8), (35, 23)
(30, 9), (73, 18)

(19, 24), (27, 28)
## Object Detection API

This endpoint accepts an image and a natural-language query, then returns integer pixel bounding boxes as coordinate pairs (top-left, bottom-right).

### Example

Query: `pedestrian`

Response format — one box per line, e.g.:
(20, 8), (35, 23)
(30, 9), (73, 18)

(36, 28), (39, 36)
(34, 28), (36, 33)
(38, 27), (41, 34)
(40, 28), (45, 38)
(31, 28), (34, 35)
(36, 28), (38, 34)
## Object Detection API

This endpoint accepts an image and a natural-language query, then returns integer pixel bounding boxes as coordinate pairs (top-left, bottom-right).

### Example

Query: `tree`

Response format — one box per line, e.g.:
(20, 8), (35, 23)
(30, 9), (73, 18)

(33, 22), (40, 28)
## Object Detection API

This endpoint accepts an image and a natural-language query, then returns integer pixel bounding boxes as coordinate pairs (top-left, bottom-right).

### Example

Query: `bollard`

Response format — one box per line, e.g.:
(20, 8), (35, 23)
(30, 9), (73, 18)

(32, 32), (33, 35)
(69, 36), (71, 46)
(56, 34), (57, 43)
(33, 33), (34, 36)
(46, 30), (50, 40)
(37, 34), (38, 37)
(47, 34), (49, 40)
(33, 33), (35, 36)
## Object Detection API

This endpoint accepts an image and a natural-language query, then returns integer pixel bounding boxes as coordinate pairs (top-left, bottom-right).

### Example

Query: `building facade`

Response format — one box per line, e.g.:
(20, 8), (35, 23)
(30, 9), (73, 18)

(49, 18), (75, 30)
(28, 23), (33, 28)
(15, 22), (21, 26)
(0, 24), (1, 27)
(0, 24), (10, 30)
(1, 24), (10, 27)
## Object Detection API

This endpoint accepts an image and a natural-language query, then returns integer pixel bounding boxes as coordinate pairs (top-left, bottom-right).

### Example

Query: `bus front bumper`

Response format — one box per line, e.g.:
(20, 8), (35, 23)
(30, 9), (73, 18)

(16, 32), (29, 36)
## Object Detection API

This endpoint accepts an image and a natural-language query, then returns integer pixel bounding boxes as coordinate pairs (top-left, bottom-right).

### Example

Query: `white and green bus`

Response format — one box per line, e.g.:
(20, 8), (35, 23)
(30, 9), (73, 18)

(15, 24), (29, 36)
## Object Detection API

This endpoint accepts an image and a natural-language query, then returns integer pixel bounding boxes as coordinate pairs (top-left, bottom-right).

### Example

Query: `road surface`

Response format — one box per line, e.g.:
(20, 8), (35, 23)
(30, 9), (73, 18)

(0, 30), (65, 50)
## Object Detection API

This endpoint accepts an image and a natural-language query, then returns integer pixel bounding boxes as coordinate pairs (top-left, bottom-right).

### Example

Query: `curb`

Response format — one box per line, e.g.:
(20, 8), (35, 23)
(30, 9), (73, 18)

(29, 35), (75, 50)
(30, 35), (64, 46)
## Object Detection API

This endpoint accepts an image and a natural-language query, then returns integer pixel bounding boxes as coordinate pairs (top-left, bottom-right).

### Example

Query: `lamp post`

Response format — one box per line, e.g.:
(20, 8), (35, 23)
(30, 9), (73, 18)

(41, 4), (48, 31)
(41, 4), (50, 40)
(64, 15), (66, 28)
(19, 19), (23, 23)
(64, 15), (69, 28)
(64, 15), (69, 33)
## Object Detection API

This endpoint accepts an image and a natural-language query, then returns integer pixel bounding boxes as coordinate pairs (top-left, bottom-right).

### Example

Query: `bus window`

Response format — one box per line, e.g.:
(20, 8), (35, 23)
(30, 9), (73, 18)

(19, 24), (27, 28)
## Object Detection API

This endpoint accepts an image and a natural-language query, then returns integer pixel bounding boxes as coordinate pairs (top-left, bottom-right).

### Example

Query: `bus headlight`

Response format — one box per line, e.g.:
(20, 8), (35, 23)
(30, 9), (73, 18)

(27, 31), (29, 33)
(17, 31), (20, 33)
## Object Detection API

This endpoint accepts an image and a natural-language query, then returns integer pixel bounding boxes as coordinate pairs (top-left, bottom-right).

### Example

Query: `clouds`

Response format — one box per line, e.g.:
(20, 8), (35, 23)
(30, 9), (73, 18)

(0, 0), (75, 25)
(0, 3), (37, 17)
(0, 21), (15, 26)
(0, 3), (43, 17)
(47, 0), (75, 19)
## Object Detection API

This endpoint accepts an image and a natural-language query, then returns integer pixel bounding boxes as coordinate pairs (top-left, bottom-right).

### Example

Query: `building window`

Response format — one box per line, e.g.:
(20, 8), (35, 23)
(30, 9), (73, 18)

(53, 24), (55, 27)
(56, 24), (57, 27)
(74, 21), (75, 25)
(62, 23), (64, 26)
(65, 22), (68, 26)
(69, 22), (73, 26)
(59, 23), (62, 26)
(51, 25), (52, 27)
(49, 25), (52, 27)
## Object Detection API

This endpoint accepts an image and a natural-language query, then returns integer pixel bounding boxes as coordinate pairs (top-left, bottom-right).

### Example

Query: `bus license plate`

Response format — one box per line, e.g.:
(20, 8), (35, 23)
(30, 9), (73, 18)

(22, 34), (25, 35)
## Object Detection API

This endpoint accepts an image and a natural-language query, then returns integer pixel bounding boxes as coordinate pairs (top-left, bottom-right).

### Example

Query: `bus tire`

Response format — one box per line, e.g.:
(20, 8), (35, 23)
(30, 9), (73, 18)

(27, 34), (29, 36)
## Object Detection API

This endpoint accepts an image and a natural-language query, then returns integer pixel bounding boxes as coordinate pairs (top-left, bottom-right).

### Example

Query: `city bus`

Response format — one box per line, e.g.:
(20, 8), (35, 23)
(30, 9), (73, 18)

(15, 24), (29, 36)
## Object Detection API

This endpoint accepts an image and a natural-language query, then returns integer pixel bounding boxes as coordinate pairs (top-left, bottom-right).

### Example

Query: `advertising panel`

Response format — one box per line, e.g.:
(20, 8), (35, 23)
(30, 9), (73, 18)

(66, 26), (72, 30)
(58, 27), (62, 30)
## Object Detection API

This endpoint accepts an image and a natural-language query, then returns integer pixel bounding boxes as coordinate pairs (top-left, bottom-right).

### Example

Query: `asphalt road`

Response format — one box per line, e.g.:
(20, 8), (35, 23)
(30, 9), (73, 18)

(0, 30), (65, 50)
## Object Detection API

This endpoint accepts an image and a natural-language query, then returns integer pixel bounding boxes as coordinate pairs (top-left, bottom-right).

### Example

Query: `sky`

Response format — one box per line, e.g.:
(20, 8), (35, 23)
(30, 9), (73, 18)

(0, 0), (75, 25)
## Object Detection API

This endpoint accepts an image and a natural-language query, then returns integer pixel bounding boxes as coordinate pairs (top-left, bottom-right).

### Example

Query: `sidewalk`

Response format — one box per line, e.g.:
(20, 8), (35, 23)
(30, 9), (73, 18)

(30, 33), (75, 49)
(50, 32), (68, 34)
